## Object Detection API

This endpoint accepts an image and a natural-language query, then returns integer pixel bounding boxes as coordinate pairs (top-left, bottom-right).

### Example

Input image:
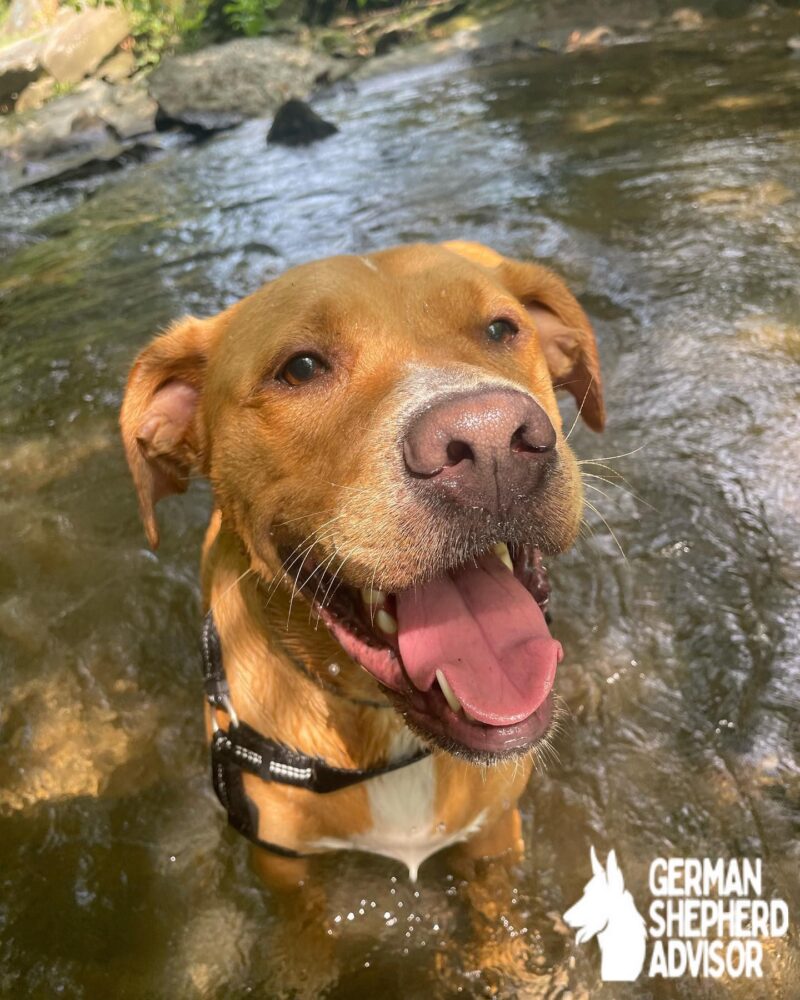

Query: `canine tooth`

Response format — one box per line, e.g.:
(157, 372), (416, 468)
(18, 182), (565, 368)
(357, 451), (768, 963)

(492, 542), (514, 572)
(436, 670), (462, 714)
(376, 609), (397, 634)
(361, 587), (386, 605)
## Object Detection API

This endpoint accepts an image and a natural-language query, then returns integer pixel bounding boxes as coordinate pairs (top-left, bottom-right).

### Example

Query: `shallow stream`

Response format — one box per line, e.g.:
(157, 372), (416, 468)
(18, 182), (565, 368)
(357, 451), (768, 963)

(1, 10), (798, 998)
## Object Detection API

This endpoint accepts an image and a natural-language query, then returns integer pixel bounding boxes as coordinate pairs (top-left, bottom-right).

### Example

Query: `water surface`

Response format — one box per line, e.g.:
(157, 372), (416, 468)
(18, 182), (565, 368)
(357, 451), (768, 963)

(1, 11), (799, 998)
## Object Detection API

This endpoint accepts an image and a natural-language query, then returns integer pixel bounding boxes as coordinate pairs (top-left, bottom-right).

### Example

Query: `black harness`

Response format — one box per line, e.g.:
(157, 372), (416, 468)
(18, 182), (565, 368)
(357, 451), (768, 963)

(201, 612), (430, 857)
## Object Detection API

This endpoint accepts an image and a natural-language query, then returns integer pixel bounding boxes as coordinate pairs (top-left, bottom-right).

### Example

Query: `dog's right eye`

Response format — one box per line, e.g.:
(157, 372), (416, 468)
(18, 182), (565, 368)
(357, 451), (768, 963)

(277, 354), (328, 387)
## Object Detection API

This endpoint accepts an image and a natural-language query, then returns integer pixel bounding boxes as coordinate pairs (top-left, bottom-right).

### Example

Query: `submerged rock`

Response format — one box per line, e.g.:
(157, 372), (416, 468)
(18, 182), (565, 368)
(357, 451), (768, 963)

(149, 37), (334, 121)
(565, 26), (618, 53)
(267, 98), (338, 146)
(670, 8), (705, 30)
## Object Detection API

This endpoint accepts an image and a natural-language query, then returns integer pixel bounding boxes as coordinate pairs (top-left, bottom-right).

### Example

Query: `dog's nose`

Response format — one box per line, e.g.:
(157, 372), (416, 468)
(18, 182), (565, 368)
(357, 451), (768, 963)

(402, 388), (556, 513)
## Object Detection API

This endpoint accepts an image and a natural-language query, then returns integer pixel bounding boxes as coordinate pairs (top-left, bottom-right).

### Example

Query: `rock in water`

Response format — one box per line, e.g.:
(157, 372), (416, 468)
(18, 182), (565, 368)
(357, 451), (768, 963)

(148, 38), (334, 121)
(267, 99), (338, 147)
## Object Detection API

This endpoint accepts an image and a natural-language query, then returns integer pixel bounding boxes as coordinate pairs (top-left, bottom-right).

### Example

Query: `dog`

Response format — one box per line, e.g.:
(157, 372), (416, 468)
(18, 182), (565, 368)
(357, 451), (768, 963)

(120, 240), (603, 978)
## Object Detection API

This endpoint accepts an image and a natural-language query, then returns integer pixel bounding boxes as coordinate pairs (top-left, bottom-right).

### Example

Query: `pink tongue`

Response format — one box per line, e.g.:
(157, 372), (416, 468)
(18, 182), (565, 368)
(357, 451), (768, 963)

(395, 555), (562, 726)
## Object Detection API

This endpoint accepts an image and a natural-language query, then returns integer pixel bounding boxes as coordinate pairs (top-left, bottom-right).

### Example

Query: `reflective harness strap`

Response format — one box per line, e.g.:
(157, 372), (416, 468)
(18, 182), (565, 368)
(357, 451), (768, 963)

(201, 611), (430, 857)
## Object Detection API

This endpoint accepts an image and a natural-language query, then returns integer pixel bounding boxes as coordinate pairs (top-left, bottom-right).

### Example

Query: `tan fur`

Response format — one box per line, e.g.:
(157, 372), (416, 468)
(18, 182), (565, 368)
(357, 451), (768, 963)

(121, 242), (603, 871)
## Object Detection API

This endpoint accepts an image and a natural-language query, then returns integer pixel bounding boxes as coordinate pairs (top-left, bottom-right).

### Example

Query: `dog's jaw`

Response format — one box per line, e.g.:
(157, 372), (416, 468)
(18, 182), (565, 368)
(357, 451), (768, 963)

(275, 539), (562, 762)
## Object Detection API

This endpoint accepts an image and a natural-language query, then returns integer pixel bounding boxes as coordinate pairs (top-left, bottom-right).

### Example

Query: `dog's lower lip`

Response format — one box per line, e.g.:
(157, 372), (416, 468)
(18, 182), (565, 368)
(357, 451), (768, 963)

(396, 685), (555, 756)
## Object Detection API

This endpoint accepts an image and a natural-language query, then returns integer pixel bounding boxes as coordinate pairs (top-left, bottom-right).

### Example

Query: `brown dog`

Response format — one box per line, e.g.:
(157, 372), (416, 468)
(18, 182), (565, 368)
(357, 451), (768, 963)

(120, 241), (603, 919)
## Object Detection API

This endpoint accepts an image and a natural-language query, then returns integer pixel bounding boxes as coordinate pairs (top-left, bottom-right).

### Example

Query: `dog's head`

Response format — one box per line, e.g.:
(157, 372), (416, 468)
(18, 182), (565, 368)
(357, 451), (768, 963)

(121, 242), (603, 762)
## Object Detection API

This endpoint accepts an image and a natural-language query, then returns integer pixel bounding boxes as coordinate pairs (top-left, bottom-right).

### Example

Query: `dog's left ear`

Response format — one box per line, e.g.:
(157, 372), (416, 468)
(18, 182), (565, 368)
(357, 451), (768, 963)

(120, 313), (225, 549)
(442, 240), (605, 431)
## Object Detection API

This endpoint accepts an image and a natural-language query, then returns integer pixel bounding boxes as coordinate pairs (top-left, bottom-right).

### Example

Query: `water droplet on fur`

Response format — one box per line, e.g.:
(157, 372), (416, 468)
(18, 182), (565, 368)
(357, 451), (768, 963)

(327, 662), (340, 676)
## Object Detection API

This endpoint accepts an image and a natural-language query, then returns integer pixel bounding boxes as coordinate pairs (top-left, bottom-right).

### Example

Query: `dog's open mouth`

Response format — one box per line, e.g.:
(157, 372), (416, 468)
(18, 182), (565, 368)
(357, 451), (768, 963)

(281, 542), (561, 760)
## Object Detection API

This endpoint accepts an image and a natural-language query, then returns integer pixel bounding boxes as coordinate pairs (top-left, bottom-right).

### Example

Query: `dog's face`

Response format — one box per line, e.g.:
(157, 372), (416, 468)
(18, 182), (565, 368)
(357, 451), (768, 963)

(121, 242), (604, 762)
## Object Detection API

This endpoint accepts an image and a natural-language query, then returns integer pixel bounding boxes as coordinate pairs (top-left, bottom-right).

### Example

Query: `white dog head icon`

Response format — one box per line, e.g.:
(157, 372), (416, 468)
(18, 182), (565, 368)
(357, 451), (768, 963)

(563, 847), (647, 982)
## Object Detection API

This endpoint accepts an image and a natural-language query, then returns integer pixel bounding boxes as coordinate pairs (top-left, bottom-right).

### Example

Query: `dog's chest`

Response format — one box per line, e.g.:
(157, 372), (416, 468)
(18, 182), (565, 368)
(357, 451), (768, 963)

(311, 731), (487, 880)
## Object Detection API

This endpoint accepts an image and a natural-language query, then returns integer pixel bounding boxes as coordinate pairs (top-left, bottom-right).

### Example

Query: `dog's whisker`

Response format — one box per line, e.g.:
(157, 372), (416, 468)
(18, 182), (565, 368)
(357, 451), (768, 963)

(577, 443), (647, 464)
(266, 516), (344, 585)
(286, 550), (318, 626)
(274, 508), (340, 527)
(583, 481), (614, 502)
(281, 529), (340, 598)
(564, 375), (596, 443)
(583, 497), (628, 563)
(367, 562), (380, 628)
(579, 459), (647, 497)
(211, 566), (255, 614)
(312, 549), (358, 630)
(282, 519), (357, 621)
(314, 551), (351, 624)
(577, 459), (630, 481)
(582, 472), (656, 511)
(308, 548), (341, 625)
(322, 545), (367, 608)
(263, 523), (343, 610)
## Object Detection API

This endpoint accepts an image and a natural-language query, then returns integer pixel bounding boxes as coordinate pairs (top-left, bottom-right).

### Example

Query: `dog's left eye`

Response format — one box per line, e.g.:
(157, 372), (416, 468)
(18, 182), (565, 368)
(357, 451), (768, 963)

(277, 354), (328, 386)
(486, 319), (518, 344)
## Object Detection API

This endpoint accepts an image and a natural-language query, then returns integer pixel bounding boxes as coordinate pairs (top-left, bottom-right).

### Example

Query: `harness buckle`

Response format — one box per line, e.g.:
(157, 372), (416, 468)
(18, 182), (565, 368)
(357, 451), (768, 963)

(210, 691), (240, 732)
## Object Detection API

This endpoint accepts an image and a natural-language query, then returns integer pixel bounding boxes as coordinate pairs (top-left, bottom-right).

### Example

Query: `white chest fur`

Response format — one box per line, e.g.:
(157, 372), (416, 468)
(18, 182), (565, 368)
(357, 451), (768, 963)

(311, 730), (486, 880)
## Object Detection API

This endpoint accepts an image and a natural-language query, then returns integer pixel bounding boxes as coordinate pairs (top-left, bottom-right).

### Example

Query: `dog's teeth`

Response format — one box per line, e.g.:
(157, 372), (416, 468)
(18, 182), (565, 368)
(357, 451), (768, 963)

(492, 541), (514, 572)
(376, 609), (398, 634)
(361, 587), (386, 606)
(435, 669), (462, 714)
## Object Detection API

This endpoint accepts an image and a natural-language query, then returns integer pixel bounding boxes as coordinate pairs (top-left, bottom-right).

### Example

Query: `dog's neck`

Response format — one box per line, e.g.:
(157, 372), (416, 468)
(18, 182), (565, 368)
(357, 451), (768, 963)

(202, 516), (412, 769)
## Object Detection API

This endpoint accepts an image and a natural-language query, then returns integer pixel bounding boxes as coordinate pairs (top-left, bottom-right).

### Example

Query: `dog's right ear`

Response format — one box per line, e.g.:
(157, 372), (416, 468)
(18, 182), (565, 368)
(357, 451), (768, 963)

(120, 314), (222, 549)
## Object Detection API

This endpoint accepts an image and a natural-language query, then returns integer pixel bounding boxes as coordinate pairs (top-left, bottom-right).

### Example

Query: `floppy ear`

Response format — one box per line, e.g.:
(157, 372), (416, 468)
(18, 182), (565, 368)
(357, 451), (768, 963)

(120, 315), (220, 549)
(442, 241), (605, 431)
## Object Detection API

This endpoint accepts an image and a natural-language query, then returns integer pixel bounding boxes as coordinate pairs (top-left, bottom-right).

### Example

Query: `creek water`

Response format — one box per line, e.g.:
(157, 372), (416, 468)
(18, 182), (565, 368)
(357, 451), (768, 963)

(0, 9), (798, 999)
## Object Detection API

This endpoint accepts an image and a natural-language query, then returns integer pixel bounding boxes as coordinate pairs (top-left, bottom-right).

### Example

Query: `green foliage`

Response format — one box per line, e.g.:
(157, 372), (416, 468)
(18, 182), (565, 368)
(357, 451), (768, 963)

(49, 1), (408, 65)
(61, 1), (212, 67)
(222, 0), (283, 37)
(126, 1), (215, 66)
